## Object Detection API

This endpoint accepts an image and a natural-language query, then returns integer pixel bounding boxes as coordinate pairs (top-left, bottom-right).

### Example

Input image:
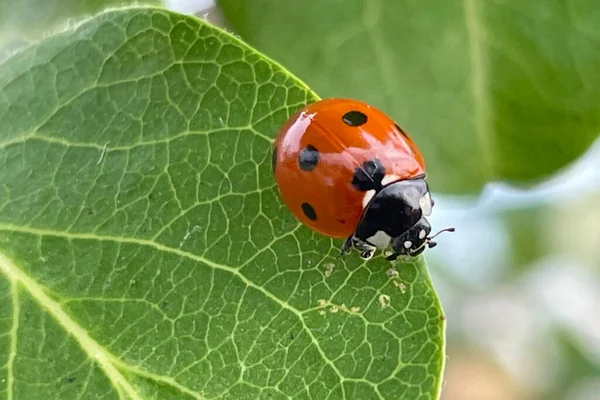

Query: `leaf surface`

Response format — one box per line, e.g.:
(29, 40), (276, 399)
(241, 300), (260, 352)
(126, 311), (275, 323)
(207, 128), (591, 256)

(218, 0), (600, 194)
(0, 7), (445, 400)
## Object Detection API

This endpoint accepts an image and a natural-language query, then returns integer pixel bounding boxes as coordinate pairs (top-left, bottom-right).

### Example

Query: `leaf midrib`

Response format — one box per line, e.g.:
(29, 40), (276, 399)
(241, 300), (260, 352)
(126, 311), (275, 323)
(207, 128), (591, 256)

(464, 0), (494, 178)
(7, 280), (18, 400)
(0, 251), (146, 400)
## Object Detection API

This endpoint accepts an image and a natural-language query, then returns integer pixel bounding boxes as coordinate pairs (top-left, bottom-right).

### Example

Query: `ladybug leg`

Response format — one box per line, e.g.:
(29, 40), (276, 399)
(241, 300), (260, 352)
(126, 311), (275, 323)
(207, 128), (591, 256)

(339, 237), (354, 258)
(385, 251), (413, 262)
(340, 235), (376, 260)
(359, 249), (375, 260)
(351, 237), (376, 260)
(340, 236), (353, 255)
(385, 252), (401, 262)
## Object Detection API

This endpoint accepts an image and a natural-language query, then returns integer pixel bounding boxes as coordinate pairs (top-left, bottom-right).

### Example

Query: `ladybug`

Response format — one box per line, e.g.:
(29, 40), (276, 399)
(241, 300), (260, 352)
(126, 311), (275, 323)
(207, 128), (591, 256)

(272, 98), (454, 261)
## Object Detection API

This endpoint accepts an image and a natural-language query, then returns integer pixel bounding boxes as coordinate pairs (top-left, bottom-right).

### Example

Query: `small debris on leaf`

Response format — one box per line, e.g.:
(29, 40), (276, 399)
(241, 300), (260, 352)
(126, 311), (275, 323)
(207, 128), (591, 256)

(378, 294), (391, 308)
(386, 267), (399, 278)
(393, 280), (407, 294)
(324, 262), (335, 277)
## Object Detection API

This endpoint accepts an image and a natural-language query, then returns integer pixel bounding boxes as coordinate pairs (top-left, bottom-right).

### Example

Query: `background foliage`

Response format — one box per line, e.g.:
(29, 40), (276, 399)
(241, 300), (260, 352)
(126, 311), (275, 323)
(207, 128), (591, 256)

(218, 0), (600, 195)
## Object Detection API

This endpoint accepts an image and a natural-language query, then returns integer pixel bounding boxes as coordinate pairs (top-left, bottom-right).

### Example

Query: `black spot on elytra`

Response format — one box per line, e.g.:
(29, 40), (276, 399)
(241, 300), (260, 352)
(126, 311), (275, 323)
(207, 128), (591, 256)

(272, 145), (278, 174)
(64, 376), (76, 384)
(352, 159), (386, 191)
(301, 202), (317, 221)
(395, 123), (409, 138)
(298, 145), (319, 171)
(342, 110), (368, 127)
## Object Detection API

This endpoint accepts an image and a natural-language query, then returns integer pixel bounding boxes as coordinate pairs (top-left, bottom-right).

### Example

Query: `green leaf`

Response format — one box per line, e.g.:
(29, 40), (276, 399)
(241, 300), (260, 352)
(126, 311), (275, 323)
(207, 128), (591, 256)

(217, 0), (600, 194)
(0, 6), (445, 400)
(0, 0), (163, 57)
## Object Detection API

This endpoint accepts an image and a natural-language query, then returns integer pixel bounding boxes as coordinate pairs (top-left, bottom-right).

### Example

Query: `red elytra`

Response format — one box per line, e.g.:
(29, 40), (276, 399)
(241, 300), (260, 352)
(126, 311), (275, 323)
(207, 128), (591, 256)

(272, 98), (426, 239)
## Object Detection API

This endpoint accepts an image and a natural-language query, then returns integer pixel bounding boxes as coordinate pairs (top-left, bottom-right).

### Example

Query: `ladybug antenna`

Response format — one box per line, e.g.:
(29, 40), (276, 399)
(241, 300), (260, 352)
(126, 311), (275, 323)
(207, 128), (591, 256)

(413, 227), (455, 251)
(427, 226), (455, 241)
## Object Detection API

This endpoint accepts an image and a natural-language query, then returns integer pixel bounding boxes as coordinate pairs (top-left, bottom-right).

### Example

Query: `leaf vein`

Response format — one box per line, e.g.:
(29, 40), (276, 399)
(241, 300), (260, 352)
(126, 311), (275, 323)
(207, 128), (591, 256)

(0, 224), (372, 390)
(0, 251), (145, 400)
(7, 280), (18, 400)
(464, 0), (494, 178)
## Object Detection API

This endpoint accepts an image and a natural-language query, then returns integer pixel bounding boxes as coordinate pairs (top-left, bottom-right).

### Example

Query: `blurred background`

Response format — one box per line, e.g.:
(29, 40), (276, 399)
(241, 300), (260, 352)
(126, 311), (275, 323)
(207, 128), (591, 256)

(165, 1), (600, 400)
(3, 0), (599, 399)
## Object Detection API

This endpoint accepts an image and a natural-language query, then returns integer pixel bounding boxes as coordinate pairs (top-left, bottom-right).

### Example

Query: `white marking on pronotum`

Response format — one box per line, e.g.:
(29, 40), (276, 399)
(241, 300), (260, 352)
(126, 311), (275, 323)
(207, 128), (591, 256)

(404, 240), (412, 249)
(367, 231), (392, 249)
(419, 229), (426, 239)
(381, 174), (401, 186)
(362, 189), (376, 209)
(97, 142), (109, 165)
(420, 192), (433, 216)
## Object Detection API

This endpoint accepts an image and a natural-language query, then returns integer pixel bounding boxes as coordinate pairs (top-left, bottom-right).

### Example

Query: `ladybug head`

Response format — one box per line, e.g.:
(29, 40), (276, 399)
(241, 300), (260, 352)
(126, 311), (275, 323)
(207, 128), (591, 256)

(342, 177), (454, 261)
(386, 219), (455, 261)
